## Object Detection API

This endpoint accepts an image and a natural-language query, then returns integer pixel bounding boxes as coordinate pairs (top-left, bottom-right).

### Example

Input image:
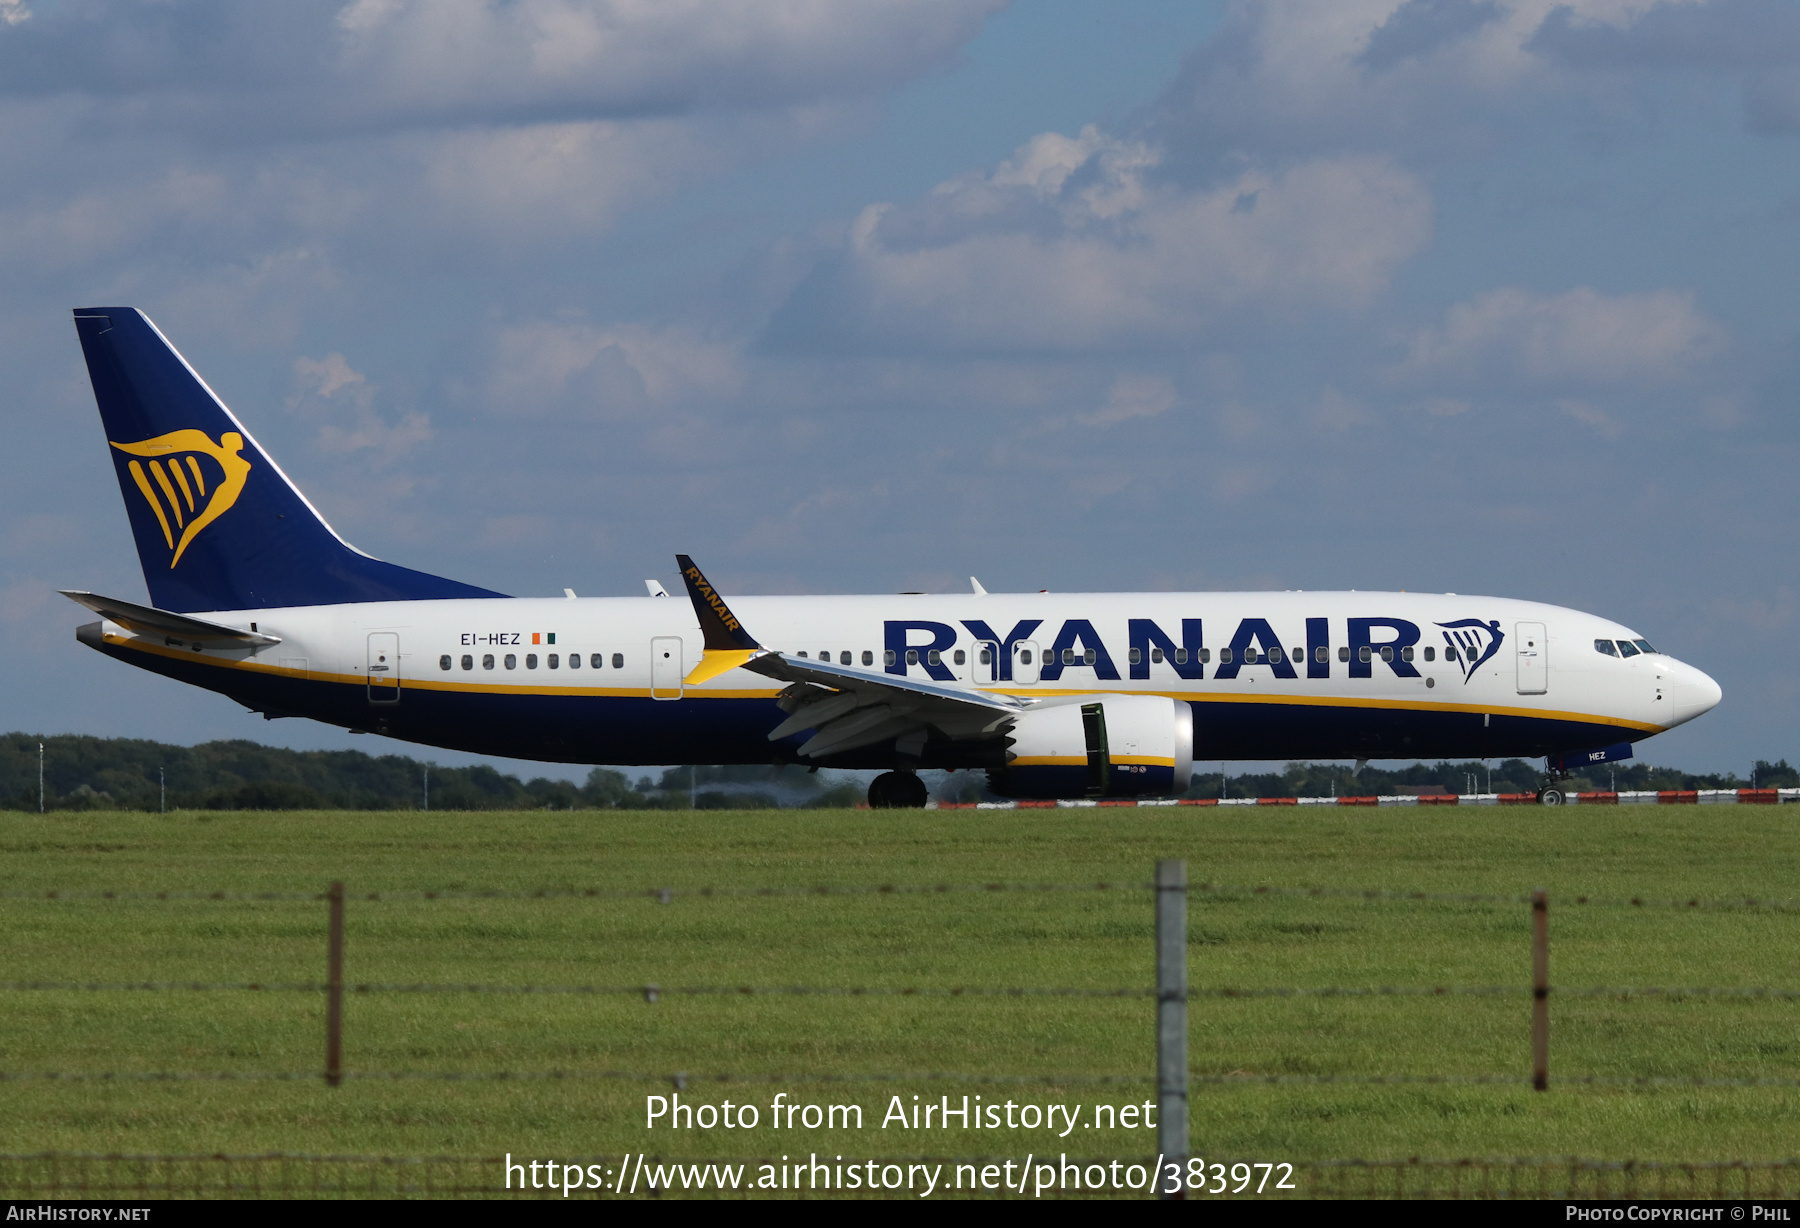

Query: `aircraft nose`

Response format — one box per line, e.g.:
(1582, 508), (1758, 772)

(1663, 659), (1722, 727)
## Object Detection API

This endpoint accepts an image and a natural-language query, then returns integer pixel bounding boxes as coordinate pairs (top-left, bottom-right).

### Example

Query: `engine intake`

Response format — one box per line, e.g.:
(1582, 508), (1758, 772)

(988, 694), (1193, 800)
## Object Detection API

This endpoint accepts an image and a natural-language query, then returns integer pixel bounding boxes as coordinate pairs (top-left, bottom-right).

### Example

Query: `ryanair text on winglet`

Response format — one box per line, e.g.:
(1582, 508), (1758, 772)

(685, 566), (742, 633)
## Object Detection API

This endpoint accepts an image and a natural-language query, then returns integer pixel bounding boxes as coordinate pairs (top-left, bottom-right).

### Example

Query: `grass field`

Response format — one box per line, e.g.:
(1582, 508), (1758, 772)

(2, 802), (1798, 1197)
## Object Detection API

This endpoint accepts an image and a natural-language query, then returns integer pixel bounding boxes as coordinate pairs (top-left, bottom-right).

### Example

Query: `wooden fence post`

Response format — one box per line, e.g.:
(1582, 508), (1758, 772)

(1156, 859), (1189, 1199)
(1532, 888), (1548, 1091)
(326, 881), (344, 1088)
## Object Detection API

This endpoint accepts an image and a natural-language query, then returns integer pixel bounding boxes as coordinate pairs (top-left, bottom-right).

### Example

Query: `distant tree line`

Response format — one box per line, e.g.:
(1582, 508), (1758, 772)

(935, 757), (1798, 803)
(0, 734), (862, 813)
(0, 733), (1789, 812)
(1176, 758), (1796, 801)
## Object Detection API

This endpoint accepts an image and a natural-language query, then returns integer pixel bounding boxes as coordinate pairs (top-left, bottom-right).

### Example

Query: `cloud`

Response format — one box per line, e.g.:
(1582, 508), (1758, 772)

(0, 2), (1004, 305)
(769, 129), (1433, 353)
(288, 352), (432, 464)
(1397, 285), (1727, 386)
(1527, 0), (1800, 132)
(1557, 397), (1623, 438)
(1079, 374), (1178, 426)
(1144, 0), (1722, 165)
(0, 1), (1004, 140)
(292, 352), (369, 404)
(1357, 0), (1505, 73)
(473, 320), (745, 418)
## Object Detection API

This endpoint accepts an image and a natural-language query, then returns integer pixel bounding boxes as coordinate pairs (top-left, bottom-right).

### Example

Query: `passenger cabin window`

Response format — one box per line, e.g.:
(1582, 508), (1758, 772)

(1358, 646), (1371, 664)
(439, 655), (452, 670)
(526, 654), (538, 669)
(1219, 647), (1233, 664)
(1633, 639), (1656, 654)
(1175, 648), (1189, 665)
(483, 654), (495, 670)
(1423, 647), (1435, 662)
(505, 654), (517, 669)
(1445, 646), (1459, 662)
(1019, 650), (1033, 664)
(590, 654), (603, 669)
(1401, 646), (1414, 662)
(1595, 639), (1619, 657)
(928, 649), (941, 666)
(978, 648), (991, 665)
(863, 650), (874, 666)
(954, 649), (966, 665)
(1129, 648), (1142, 665)
(1615, 640), (1640, 658)
(548, 654), (558, 669)
(462, 655), (474, 670)
(906, 649), (919, 665)
(1083, 649), (1096, 665)
(1315, 646), (1328, 663)
(885, 650), (897, 666)
(796, 651), (808, 659)
(568, 653), (579, 669)
(1198, 648), (1210, 663)
(1338, 646), (1349, 663)
(840, 651), (851, 665)
(612, 653), (624, 669)
(1149, 647), (1162, 664)
(1380, 646), (1393, 662)
(1268, 647), (1284, 664)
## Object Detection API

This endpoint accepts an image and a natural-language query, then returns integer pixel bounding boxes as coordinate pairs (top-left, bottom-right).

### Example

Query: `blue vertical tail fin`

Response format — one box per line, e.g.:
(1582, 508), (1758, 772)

(73, 307), (506, 612)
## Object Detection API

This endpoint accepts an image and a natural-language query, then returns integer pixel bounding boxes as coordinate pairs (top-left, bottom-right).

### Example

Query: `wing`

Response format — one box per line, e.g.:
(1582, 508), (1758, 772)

(674, 555), (1025, 760)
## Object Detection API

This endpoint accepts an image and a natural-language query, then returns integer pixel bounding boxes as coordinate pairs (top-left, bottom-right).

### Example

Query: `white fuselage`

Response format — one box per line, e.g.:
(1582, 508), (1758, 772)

(86, 588), (1721, 769)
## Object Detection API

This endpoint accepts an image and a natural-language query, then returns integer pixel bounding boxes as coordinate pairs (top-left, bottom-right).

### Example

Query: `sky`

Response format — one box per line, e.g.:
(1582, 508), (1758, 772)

(3, 0), (1797, 779)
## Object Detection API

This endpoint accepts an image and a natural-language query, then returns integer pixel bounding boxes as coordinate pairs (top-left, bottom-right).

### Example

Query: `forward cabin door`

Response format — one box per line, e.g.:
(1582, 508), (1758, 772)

(971, 641), (998, 685)
(1516, 622), (1547, 695)
(367, 633), (399, 704)
(1012, 640), (1041, 686)
(651, 636), (684, 700)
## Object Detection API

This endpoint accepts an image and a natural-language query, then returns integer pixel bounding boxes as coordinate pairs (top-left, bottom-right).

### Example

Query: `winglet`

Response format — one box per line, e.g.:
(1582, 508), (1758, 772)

(675, 554), (765, 685)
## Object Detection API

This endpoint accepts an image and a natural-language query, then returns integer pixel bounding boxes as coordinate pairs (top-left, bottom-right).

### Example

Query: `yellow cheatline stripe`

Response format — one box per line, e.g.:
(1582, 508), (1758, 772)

(1008, 756), (1176, 768)
(149, 460), (185, 528)
(126, 461), (174, 549)
(104, 634), (779, 699)
(683, 648), (760, 687)
(979, 685), (1662, 734)
(103, 634), (1659, 732)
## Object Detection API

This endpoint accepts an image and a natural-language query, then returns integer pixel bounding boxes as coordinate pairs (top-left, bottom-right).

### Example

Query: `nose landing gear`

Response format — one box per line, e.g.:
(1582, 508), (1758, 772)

(868, 770), (929, 809)
(1538, 761), (1571, 806)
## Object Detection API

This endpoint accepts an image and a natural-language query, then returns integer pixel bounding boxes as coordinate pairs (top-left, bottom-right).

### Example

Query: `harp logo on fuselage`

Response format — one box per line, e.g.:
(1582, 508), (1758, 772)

(1436, 618), (1505, 683)
(109, 430), (253, 568)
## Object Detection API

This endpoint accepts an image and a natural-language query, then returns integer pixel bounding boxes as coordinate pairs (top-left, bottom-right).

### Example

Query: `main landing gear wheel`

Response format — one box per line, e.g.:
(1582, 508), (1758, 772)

(869, 771), (929, 809)
(1538, 786), (1566, 806)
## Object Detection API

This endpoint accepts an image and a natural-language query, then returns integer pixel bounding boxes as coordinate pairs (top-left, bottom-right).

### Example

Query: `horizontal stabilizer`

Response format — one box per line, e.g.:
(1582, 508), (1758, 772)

(60, 589), (281, 647)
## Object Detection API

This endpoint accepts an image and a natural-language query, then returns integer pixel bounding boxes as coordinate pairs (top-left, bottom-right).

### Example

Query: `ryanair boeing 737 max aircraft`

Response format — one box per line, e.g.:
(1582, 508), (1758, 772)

(61, 309), (1722, 808)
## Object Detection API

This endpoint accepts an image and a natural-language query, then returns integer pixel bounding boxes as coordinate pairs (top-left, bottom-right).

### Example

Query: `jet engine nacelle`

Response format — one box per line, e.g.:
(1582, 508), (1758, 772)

(988, 694), (1193, 800)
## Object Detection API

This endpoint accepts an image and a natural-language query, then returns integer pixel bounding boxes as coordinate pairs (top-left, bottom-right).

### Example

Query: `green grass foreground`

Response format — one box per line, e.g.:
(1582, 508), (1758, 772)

(1, 803), (1798, 1190)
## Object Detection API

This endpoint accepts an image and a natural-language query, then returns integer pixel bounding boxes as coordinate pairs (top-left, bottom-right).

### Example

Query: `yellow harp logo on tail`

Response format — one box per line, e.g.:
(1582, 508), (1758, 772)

(109, 430), (253, 568)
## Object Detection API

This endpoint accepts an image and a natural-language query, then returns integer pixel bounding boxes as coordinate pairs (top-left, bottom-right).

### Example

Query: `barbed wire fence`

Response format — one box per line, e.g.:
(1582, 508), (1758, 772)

(7, 869), (1800, 1198)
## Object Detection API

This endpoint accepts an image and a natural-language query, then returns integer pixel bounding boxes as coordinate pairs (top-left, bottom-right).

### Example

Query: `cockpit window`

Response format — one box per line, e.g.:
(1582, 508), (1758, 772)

(1595, 639), (1618, 657)
(1615, 640), (1640, 658)
(1633, 639), (1656, 655)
